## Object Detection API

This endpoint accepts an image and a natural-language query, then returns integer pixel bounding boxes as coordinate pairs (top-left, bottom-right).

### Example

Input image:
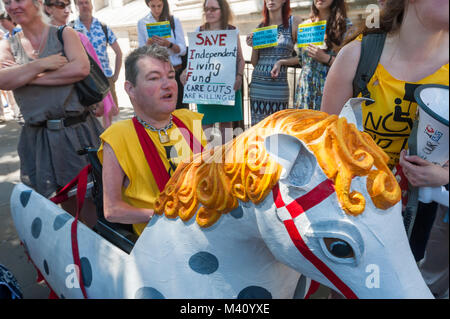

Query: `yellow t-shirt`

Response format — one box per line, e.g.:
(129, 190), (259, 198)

(98, 109), (206, 236)
(356, 35), (449, 168)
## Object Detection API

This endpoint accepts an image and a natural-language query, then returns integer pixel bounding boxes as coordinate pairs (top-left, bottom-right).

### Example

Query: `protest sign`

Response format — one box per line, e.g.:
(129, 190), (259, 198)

(146, 21), (172, 38)
(183, 30), (238, 106)
(297, 20), (327, 48)
(252, 25), (278, 50)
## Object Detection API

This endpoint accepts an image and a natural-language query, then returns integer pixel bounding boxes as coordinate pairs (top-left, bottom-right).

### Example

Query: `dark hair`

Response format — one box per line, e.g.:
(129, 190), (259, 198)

(202, 0), (233, 30)
(311, 0), (348, 50)
(261, 0), (291, 29)
(344, 0), (405, 45)
(145, 0), (171, 22)
(0, 12), (13, 21)
(125, 44), (170, 85)
(43, 0), (72, 17)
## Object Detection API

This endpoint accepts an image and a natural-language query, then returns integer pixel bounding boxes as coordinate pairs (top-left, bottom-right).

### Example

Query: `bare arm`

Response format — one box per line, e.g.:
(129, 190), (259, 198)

(320, 40), (361, 115)
(102, 142), (154, 224)
(270, 56), (299, 79)
(29, 27), (90, 86)
(0, 39), (64, 90)
(246, 33), (259, 67)
(110, 40), (123, 83)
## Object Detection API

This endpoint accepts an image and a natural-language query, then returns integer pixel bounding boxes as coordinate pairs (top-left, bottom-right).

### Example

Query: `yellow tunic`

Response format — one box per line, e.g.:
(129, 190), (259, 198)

(98, 109), (206, 236)
(356, 35), (449, 168)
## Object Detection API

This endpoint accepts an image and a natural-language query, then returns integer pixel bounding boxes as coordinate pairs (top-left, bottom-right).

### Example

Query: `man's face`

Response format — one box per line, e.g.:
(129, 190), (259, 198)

(126, 57), (178, 117)
(75, 0), (92, 19)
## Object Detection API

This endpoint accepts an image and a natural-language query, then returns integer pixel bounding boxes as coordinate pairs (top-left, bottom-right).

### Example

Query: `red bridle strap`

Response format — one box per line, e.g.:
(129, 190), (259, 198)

(272, 180), (358, 299)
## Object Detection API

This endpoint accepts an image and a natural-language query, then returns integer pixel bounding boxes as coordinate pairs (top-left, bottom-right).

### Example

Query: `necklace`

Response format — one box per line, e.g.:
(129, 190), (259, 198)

(27, 27), (48, 57)
(136, 114), (173, 144)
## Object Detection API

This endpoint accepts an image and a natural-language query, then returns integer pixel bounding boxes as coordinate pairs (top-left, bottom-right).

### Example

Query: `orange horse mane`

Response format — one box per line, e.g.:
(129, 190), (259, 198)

(155, 109), (401, 227)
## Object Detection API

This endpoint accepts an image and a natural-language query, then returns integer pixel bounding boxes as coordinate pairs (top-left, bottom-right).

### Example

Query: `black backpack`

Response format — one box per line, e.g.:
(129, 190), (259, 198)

(352, 33), (387, 105)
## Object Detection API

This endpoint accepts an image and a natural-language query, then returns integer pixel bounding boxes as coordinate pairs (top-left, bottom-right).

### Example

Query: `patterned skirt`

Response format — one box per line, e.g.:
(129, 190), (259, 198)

(249, 70), (290, 126)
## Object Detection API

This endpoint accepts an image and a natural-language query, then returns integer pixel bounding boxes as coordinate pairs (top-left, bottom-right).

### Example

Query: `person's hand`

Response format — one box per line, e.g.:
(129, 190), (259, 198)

(37, 53), (68, 71)
(399, 150), (450, 187)
(180, 69), (187, 86)
(270, 60), (282, 79)
(306, 44), (330, 64)
(151, 35), (171, 48)
(111, 73), (119, 83)
(246, 33), (253, 47)
(111, 102), (120, 116)
(234, 74), (242, 91)
(146, 37), (154, 45)
(94, 101), (104, 117)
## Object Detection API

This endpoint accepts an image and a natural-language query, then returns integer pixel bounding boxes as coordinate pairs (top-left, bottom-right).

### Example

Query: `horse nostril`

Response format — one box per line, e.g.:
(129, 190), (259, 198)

(324, 238), (355, 259)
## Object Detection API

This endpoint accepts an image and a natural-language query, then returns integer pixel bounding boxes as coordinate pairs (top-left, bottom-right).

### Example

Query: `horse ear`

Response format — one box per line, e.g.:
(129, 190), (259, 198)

(339, 97), (373, 131)
(264, 134), (317, 186)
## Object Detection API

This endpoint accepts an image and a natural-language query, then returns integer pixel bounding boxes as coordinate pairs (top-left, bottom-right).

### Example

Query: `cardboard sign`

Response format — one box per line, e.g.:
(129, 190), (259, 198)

(146, 21), (172, 38)
(183, 30), (238, 106)
(252, 25), (278, 50)
(297, 20), (327, 48)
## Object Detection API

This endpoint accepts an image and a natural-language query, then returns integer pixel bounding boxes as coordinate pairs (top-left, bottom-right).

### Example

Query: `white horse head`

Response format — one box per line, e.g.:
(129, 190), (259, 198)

(155, 105), (432, 299)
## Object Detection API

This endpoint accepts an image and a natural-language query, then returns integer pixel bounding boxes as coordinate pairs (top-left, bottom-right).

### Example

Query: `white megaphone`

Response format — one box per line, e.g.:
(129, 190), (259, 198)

(414, 84), (449, 207)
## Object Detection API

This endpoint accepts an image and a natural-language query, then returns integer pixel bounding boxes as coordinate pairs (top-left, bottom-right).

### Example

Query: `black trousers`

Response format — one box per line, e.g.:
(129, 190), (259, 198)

(407, 201), (438, 262)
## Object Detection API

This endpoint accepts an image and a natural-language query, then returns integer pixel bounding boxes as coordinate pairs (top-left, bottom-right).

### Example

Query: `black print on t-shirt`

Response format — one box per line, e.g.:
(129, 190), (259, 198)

(164, 145), (178, 176)
(364, 83), (421, 150)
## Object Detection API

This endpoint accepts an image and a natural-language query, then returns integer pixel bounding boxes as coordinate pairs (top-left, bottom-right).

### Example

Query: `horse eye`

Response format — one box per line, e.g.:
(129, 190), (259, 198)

(324, 238), (354, 259)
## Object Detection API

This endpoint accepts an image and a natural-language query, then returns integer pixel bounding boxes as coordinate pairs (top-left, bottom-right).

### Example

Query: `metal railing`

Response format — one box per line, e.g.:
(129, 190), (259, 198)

(241, 61), (302, 129)
(190, 61), (302, 129)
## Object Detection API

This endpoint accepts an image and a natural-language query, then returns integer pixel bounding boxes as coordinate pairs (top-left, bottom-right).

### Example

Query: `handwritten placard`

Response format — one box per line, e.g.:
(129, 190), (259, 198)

(297, 20), (327, 47)
(146, 21), (172, 38)
(183, 30), (238, 106)
(252, 25), (278, 50)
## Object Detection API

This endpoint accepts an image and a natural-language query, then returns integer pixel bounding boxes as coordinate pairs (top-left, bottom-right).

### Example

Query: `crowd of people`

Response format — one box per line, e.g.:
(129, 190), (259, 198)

(0, 0), (448, 299)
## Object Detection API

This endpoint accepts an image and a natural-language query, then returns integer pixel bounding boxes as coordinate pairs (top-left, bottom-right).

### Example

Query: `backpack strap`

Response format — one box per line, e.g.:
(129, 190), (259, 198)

(100, 22), (109, 45)
(352, 33), (387, 105)
(169, 15), (176, 40)
(56, 25), (67, 54)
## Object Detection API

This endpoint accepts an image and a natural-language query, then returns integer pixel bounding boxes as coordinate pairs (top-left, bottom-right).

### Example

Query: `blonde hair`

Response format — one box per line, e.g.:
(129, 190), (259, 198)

(155, 109), (401, 227)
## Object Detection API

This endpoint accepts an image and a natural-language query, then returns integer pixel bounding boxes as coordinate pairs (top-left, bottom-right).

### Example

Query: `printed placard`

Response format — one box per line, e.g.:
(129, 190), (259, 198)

(297, 20), (327, 48)
(183, 30), (238, 106)
(252, 25), (278, 50)
(146, 21), (172, 38)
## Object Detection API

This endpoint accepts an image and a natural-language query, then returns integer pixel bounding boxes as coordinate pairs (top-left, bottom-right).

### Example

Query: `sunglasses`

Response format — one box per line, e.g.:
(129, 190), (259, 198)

(49, 1), (71, 9)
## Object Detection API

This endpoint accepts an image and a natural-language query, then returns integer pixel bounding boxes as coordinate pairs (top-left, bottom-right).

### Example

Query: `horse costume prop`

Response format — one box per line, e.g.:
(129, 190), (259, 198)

(10, 99), (433, 298)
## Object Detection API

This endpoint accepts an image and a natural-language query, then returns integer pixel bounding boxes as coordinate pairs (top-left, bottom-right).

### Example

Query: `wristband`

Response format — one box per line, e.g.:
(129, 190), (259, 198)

(168, 42), (173, 49)
(327, 55), (333, 66)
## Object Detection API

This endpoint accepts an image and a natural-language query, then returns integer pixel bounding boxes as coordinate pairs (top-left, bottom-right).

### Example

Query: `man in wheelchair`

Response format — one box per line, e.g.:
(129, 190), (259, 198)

(95, 44), (206, 246)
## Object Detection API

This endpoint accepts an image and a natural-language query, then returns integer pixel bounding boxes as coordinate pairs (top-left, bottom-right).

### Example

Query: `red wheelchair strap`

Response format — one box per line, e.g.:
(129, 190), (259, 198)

(49, 164), (91, 299)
